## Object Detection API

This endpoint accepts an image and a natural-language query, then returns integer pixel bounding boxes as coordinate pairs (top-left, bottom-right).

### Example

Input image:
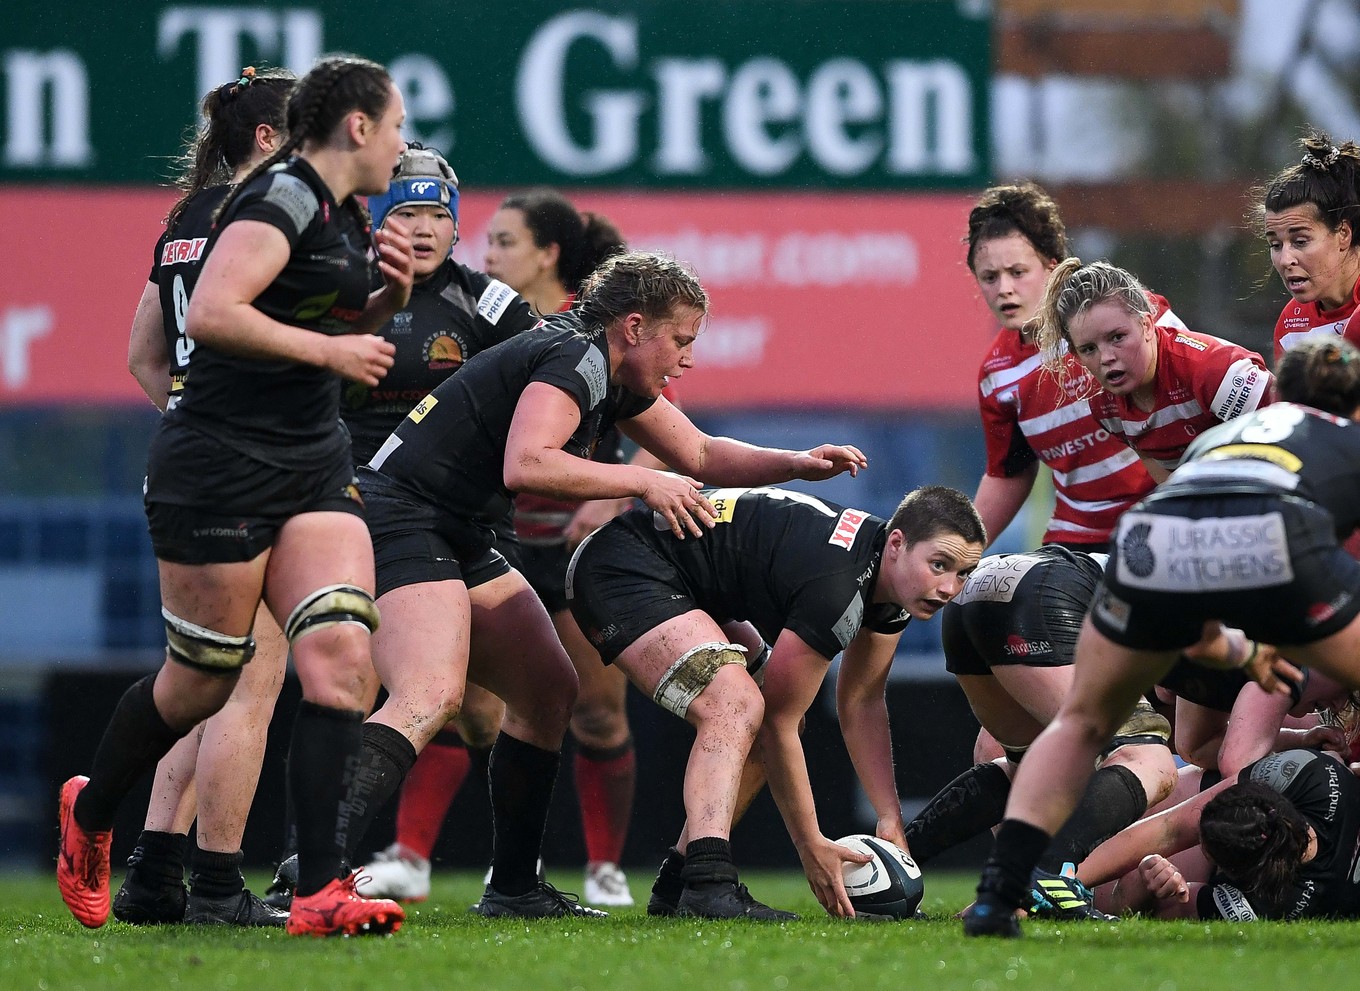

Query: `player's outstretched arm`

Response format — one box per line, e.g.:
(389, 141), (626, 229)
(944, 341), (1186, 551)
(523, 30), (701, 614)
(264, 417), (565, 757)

(621, 399), (866, 486)
(759, 630), (870, 918)
(837, 628), (907, 850)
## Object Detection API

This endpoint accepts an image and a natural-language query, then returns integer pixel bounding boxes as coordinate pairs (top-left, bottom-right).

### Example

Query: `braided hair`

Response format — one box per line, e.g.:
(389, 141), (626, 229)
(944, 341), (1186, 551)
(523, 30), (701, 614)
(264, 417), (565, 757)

(1276, 336), (1360, 416)
(214, 54), (393, 231)
(166, 66), (295, 231)
(1200, 781), (1312, 911)
(965, 181), (1070, 273)
(500, 188), (627, 295)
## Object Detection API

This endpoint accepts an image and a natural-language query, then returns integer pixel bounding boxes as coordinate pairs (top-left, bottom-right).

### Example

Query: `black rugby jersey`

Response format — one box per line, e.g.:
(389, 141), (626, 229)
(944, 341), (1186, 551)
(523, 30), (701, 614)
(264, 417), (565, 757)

(610, 486), (909, 659)
(1202, 749), (1360, 920)
(1171, 403), (1360, 536)
(342, 261), (536, 465)
(170, 157), (373, 466)
(148, 186), (230, 409)
(364, 310), (653, 523)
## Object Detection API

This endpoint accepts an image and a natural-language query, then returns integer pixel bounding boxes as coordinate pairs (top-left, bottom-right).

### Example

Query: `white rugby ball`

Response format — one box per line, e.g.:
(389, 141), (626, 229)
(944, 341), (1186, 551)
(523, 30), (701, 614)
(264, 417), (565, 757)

(836, 834), (924, 919)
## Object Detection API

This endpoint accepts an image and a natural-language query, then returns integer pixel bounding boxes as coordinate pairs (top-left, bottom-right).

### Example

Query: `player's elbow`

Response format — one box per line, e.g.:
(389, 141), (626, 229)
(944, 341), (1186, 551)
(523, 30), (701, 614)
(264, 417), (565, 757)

(503, 451), (547, 495)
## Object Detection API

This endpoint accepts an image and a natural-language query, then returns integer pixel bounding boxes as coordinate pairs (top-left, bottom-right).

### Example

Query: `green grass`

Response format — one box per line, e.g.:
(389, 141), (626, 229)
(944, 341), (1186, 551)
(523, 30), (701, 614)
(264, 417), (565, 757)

(7, 869), (1360, 991)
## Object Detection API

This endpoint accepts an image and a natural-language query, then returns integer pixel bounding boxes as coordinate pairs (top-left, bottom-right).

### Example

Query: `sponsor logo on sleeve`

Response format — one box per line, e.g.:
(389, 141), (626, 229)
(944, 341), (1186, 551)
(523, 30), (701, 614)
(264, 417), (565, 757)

(262, 172), (319, 234)
(1248, 749), (1317, 791)
(828, 508), (870, 550)
(574, 345), (608, 408)
(831, 595), (866, 650)
(408, 394), (439, 423)
(477, 279), (519, 325)
(1211, 884), (1259, 922)
(1174, 333), (1209, 352)
(705, 488), (746, 525)
(1212, 359), (1268, 421)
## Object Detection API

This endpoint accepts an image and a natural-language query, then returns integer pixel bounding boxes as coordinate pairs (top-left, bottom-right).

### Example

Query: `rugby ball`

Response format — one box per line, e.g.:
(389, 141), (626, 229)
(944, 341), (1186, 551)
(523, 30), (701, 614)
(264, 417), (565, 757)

(837, 834), (924, 919)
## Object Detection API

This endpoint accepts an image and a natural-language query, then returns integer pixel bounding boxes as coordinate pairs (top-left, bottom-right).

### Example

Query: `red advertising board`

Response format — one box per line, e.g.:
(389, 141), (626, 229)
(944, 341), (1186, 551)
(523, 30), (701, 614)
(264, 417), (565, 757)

(0, 187), (993, 409)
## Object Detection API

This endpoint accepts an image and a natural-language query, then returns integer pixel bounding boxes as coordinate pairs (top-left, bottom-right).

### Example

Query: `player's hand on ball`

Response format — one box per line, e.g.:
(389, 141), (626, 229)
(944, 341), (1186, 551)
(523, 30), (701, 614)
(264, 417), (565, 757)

(791, 444), (868, 481)
(640, 471), (716, 539)
(801, 835), (871, 918)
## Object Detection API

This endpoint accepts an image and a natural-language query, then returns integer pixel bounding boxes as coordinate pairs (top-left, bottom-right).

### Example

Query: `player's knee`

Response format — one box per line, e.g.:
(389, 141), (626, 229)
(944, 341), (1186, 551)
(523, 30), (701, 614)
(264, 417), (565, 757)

(654, 642), (753, 720)
(162, 607), (256, 676)
(571, 702), (627, 747)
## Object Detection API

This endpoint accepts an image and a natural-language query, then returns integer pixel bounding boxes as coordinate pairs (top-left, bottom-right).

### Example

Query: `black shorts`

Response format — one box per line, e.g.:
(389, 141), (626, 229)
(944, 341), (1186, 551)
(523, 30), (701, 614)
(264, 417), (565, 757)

(361, 473), (509, 598)
(1156, 660), (1249, 713)
(1091, 492), (1360, 650)
(144, 424), (361, 565)
(515, 541), (571, 614)
(943, 546), (1102, 676)
(567, 520), (718, 664)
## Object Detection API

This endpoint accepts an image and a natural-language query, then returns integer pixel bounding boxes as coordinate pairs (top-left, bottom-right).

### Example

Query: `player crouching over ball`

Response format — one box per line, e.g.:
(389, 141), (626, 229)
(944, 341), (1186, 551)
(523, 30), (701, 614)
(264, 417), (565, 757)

(567, 485), (984, 919)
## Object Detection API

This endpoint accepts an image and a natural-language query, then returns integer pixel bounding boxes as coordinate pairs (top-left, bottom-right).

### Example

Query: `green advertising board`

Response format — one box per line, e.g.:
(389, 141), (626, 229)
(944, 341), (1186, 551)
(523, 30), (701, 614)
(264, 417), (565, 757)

(1, 0), (990, 188)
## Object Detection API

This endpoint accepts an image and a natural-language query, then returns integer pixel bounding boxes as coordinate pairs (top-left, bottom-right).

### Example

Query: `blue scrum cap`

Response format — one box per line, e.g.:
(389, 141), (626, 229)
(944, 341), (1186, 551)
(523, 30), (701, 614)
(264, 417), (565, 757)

(368, 145), (460, 230)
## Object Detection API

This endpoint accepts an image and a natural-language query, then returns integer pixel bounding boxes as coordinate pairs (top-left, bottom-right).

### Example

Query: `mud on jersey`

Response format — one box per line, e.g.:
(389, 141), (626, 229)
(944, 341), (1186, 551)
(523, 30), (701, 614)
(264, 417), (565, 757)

(149, 186), (230, 409)
(1091, 326), (1273, 475)
(171, 157), (374, 466)
(609, 486), (908, 659)
(341, 261), (536, 465)
(365, 311), (654, 525)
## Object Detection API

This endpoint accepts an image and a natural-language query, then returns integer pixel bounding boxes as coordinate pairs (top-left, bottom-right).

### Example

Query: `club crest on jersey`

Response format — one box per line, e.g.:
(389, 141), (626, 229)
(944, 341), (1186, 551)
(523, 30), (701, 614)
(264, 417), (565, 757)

(828, 508), (869, 550)
(424, 332), (466, 370)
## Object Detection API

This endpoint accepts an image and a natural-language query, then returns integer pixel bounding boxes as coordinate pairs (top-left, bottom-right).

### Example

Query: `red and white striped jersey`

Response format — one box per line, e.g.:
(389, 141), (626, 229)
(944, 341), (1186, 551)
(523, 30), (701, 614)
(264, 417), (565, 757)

(977, 295), (1183, 544)
(1273, 280), (1360, 365)
(1091, 326), (1273, 475)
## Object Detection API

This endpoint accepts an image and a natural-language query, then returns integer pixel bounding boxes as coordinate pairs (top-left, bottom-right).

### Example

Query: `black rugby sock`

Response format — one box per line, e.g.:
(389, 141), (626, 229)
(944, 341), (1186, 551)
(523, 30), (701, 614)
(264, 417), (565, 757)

(277, 750), (298, 862)
(681, 837), (738, 887)
(468, 740), (494, 790)
(189, 845), (245, 900)
(1039, 764), (1147, 872)
(903, 761), (1011, 864)
(287, 701), (365, 898)
(75, 675), (189, 832)
(340, 723), (420, 862)
(977, 819), (1051, 909)
(129, 830), (188, 886)
(488, 733), (560, 895)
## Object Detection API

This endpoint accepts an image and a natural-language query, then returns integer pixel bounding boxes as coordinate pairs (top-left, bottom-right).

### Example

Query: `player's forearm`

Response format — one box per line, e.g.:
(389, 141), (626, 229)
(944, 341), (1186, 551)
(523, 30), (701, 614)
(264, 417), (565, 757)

(839, 698), (901, 828)
(973, 470), (1036, 548)
(690, 436), (807, 486)
(504, 450), (648, 503)
(759, 722), (823, 850)
(188, 299), (329, 367)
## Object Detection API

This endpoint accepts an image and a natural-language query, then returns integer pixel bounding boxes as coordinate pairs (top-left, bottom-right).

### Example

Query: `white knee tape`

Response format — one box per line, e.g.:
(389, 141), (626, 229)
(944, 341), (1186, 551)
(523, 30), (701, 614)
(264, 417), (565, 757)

(162, 607), (255, 673)
(653, 642), (748, 718)
(284, 583), (380, 644)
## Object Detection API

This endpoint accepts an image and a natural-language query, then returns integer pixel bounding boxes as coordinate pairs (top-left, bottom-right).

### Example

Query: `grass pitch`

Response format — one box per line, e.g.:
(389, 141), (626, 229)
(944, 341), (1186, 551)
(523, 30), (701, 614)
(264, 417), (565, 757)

(6, 868), (1359, 991)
